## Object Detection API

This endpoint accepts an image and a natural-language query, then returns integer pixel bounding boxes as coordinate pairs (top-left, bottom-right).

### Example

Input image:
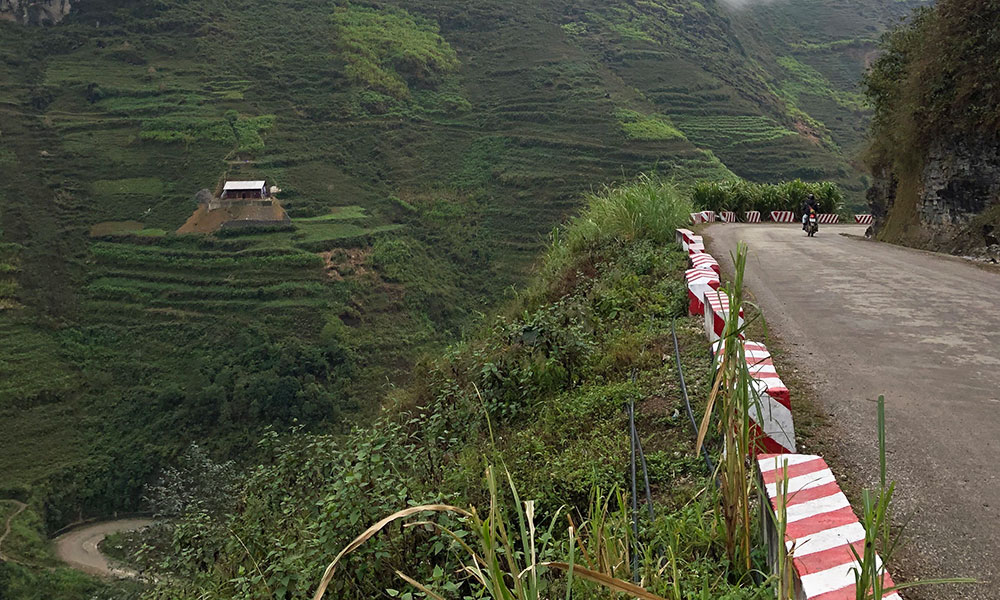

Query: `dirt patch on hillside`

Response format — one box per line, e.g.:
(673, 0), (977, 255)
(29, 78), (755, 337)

(319, 247), (372, 280)
(177, 202), (290, 234)
(89, 221), (144, 237)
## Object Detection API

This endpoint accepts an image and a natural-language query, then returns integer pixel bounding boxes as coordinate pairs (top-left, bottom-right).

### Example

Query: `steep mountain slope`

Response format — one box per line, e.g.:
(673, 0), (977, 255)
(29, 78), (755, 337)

(0, 0), (918, 534)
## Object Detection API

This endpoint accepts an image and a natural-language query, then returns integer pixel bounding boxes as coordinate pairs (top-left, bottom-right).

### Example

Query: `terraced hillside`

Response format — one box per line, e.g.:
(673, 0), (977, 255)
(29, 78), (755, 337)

(0, 0), (921, 533)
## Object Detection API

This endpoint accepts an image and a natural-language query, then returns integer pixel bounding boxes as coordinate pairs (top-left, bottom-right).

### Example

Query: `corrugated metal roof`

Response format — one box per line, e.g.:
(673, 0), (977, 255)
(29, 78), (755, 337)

(223, 180), (266, 190)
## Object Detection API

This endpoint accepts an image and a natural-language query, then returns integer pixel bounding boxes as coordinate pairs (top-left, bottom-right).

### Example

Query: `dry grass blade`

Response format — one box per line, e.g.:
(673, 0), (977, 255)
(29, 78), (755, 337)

(312, 504), (472, 600)
(395, 570), (449, 600)
(542, 562), (670, 600)
(695, 355), (726, 455)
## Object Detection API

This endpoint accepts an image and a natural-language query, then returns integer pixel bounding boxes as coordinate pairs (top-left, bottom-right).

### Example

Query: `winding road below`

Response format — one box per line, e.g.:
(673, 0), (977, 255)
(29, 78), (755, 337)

(53, 518), (154, 578)
(705, 224), (999, 600)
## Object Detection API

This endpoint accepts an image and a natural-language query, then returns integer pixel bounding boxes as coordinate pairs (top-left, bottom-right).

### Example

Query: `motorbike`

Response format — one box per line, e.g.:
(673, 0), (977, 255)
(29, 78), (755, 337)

(806, 210), (818, 237)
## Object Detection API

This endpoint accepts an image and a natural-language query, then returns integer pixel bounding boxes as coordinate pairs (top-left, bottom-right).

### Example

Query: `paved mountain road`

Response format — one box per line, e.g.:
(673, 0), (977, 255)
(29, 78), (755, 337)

(54, 518), (154, 578)
(704, 224), (999, 599)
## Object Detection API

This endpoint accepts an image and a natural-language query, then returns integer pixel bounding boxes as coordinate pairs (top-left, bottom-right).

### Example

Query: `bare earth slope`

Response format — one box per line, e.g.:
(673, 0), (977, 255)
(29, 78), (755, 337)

(704, 224), (999, 600)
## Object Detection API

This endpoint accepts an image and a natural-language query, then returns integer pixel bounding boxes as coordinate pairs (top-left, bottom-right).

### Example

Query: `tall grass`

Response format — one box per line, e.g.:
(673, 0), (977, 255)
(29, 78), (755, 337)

(536, 174), (693, 287)
(691, 179), (844, 216)
(849, 395), (974, 598)
(312, 467), (670, 600)
(694, 243), (759, 574)
(564, 174), (693, 252)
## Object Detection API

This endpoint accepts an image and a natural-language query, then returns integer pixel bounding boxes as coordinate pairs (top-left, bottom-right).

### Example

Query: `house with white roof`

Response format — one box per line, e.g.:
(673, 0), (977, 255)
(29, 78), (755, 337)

(221, 180), (268, 201)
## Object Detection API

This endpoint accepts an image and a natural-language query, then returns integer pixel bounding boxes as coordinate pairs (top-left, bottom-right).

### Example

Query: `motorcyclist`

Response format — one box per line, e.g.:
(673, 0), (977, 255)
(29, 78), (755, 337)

(802, 194), (819, 231)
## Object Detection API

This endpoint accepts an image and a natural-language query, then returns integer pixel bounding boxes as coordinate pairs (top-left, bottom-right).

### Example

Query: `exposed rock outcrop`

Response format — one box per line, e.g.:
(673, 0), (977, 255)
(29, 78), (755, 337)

(0, 0), (72, 25)
(870, 136), (1000, 257)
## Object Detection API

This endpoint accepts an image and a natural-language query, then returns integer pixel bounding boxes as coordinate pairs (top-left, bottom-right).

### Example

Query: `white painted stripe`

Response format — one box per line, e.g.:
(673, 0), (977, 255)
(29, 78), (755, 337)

(784, 492), (850, 523)
(766, 468), (836, 497)
(758, 454), (821, 474)
(799, 556), (883, 596)
(787, 521), (866, 557)
(751, 392), (796, 452)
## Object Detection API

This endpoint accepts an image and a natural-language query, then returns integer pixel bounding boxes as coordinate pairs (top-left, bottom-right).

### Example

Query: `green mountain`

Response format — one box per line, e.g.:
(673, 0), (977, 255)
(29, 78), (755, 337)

(0, 0), (919, 558)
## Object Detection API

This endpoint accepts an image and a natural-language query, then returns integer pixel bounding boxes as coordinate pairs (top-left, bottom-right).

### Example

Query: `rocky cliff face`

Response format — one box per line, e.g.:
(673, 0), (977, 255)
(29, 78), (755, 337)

(0, 0), (72, 24)
(870, 136), (1000, 259)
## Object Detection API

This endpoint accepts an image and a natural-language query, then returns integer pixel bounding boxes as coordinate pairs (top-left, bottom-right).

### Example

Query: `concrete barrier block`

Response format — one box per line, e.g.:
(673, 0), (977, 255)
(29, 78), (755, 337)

(757, 455), (900, 600)
(685, 268), (720, 316)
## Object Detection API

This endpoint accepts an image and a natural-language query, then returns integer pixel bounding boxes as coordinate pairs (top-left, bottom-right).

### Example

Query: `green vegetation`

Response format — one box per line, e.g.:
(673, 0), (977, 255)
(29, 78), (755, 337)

(777, 55), (865, 113)
(616, 109), (686, 141)
(0, 0), (920, 594)
(691, 179), (845, 215)
(0, 238), (20, 310)
(332, 4), (460, 100)
(126, 177), (775, 600)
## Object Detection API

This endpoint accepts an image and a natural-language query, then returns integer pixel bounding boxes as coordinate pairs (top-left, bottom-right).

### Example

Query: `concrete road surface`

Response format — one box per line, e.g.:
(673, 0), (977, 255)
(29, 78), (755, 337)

(54, 518), (153, 578)
(705, 224), (999, 599)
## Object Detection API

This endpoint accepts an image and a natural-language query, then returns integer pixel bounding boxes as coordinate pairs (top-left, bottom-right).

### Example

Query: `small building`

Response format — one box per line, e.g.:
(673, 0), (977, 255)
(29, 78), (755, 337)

(177, 179), (290, 234)
(222, 180), (268, 200)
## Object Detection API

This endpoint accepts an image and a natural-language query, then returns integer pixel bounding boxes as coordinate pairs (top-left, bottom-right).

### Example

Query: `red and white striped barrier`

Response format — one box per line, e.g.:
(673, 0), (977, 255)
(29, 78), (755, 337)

(745, 211), (761, 223)
(685, 268), (720, 316)
(770, 211), (796, 223)
(758, 455), (900, 600)
(699, 210), (716, 223)
(688, 242), (706, 255)
(712, 340), (795, 454)
(720, 211), (737, 223)
(817, 214), (839, 224)
(682, 234), (703, 252)
(703, 289), (744, 343)
(690, 213), (705, 225)
(675, 228), (694, 246)
(690, 253), (720, 275)
(855, 214), (873, 225)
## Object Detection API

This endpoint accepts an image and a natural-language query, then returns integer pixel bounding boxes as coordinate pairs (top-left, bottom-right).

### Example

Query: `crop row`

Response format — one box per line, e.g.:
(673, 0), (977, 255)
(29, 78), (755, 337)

(86, 277), (326, 301)
(90, 243), (324, 270)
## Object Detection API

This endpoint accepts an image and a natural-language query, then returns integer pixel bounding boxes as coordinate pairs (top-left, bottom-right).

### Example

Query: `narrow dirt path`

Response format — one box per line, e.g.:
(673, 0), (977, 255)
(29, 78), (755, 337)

(705, 223), (999, 600)
(0, 500), (27, 562)
(53, 518), (154, 578)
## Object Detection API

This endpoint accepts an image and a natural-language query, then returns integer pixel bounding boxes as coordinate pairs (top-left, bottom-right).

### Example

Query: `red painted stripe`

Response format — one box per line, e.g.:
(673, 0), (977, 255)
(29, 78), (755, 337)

(747, 419), (793, 457)
(761, 457), (827, 484)
(688, 294), (703, 316)
(783, 481), (844, 508)
(784, 506), (859, 540)
(760, 386), (791, 410)
(807, 574), (896, 600)
(793, 540), (865, 575)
